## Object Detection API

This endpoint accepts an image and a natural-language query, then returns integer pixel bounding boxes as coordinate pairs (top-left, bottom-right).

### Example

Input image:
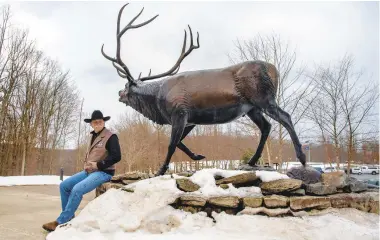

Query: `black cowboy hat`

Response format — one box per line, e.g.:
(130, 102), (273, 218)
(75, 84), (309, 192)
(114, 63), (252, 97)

(84, 110), (111, 123)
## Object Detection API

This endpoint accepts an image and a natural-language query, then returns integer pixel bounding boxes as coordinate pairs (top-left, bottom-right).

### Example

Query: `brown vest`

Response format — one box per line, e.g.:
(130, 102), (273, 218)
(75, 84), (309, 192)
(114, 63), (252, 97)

(84, 128), (115, 171)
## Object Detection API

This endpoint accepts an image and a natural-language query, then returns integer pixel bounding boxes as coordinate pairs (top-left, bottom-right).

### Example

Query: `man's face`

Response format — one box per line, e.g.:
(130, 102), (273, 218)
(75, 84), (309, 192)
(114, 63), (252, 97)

(90, 119), (105, 133)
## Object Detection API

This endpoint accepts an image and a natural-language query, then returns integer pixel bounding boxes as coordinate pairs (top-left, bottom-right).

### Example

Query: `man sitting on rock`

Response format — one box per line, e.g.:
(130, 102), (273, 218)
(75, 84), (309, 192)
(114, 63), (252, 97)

(42, 110), (121, 232)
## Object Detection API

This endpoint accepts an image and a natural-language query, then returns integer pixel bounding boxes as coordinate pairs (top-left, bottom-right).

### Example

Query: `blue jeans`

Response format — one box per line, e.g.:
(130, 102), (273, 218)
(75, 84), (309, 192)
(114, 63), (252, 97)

(57, 170), (112, 224)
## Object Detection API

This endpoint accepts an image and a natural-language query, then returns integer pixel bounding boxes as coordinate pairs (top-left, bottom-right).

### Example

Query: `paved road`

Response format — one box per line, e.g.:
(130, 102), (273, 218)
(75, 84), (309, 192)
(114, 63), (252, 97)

(350, 173), (379, 182)
(0, 185), (95, 240)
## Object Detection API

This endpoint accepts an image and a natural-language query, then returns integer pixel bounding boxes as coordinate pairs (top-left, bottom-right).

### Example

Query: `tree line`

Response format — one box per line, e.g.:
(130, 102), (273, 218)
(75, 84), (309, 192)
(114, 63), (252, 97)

(0, 5), (378, 176)
(0, 6), (79, 175)
(228, 34), (378, 171)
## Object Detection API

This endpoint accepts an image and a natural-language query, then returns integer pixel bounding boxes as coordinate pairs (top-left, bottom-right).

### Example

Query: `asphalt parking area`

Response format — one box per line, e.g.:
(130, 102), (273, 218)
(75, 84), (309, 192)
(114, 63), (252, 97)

(0, 185), (95, 240)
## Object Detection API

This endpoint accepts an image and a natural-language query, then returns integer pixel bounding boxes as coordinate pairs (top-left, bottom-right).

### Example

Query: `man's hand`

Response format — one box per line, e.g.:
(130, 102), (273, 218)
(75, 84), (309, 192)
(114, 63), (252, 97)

(84, 162), (98, 173)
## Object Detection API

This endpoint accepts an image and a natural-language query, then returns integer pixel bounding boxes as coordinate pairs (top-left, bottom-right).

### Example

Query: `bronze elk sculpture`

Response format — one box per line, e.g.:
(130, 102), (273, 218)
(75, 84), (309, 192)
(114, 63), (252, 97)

(101, 3), (306, 176)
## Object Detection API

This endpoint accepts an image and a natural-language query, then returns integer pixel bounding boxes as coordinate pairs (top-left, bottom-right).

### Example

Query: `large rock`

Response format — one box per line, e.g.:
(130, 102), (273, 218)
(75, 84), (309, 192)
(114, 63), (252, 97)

(121, 179), (140, 185)
(205, 207), (237, 216)
(305, 182), (337, 195)
(176, 179), (200, 192)
(208, 196), (240, 208)
(321, 172), (347, 188)
(290, 196), (331, 211)
(215, 172), (260, 187)
(124, 172), (146, 180)
(176, 172), (194, 177)
(288, 189), (306, 196)
(307, 208), (336, 216)
(95, 182), (124, 197)
(369, 198), (379, 214)
(263, 195), (289, 208)
(367, 184), (380, 189)
(121, 188), (134, 193)
(238, 207), (290, 217)
(178, 205), (202, 214)
(111, 174), (128, 182)
(343, 177), (368, 193)
(289, 210), (309, 217)
(237, 164), (276, 171)
(179, 195), (207, 207)
(286, 166), (321, 184)
(214, 175), (224, 181)
(330, 193), (365, 209)
(330, 192), (379, 214)
(242, 197), (263, 208)
(111, 172), (149, 182)
(260, 179), (302, 194)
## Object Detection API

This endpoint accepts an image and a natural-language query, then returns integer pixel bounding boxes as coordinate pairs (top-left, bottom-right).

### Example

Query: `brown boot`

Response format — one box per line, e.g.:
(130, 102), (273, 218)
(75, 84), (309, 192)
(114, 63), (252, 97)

(42, 221), (59, 232)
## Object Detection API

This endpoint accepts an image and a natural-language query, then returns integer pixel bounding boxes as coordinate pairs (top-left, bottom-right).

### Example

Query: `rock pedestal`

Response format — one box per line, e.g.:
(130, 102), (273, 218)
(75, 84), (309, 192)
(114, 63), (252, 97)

(96, 170), (379, 217)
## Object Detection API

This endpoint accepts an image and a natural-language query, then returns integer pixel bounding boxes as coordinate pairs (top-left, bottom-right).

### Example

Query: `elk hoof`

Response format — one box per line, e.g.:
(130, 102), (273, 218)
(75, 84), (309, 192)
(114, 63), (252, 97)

(247, 155), (260, 166)
(247, 158), (259, 166)
(192, 154), (205, 161)
(155, 165), (169, 176)
(299, 153), (306, 166)
(247, 162), (258, 167)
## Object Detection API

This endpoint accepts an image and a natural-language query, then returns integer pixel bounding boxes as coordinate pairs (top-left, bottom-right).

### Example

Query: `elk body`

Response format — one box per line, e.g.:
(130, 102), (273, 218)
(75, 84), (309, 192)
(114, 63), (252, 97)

(102, 3), (306, 176)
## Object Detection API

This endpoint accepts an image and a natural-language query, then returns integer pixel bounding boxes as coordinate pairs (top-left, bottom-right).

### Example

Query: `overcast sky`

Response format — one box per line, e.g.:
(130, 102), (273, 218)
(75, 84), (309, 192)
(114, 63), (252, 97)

(6, 1), (379, 131)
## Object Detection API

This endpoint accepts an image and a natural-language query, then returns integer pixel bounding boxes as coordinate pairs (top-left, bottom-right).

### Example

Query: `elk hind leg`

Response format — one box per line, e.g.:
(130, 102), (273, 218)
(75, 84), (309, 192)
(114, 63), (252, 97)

(265, 102), (306, 165)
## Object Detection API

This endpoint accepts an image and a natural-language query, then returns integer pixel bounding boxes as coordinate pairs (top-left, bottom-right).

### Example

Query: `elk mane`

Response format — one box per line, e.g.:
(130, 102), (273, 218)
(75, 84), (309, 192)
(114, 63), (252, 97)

(127, 82), (167, 125)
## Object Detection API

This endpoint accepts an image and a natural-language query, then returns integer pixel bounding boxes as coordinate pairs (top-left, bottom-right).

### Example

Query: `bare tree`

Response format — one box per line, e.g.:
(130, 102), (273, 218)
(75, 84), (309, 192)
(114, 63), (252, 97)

(306, 61), (348, 168)
(76, 98), (84, 172)
(306, 55), (378, 170)
(113, 111), (155, 173)
(338, 56), (379, 173)
(18, 49), (45, 175)
(48, 75), (79, 174)
(1, 26), (36, 175)
(75, 109), (91, 172)
(0, 4), (80, 175)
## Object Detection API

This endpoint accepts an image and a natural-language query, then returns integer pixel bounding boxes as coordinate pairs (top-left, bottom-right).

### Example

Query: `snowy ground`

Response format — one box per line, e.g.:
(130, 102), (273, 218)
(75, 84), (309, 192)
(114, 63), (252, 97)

(38, 169), (379, 240)
(0, 175), (70, 186)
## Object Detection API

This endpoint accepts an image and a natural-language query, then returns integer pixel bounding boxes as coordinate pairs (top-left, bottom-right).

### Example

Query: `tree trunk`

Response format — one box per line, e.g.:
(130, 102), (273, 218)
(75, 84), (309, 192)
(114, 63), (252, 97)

(20, 140), (27, 176)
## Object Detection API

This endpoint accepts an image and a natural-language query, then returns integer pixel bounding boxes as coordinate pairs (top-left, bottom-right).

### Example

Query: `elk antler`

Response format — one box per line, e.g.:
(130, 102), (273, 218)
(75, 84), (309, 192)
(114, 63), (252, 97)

(138, 25), (200, 81)
(101, 3), (158, 85)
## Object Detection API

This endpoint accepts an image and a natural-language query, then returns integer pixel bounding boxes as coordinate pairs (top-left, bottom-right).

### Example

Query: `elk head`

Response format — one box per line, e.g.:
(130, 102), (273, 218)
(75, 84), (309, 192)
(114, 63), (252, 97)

(101, 3), (200, 106)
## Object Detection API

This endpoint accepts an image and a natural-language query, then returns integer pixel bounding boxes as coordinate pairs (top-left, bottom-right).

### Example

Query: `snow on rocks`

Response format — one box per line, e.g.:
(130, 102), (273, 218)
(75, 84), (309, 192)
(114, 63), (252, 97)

(46, 169), (379, 240)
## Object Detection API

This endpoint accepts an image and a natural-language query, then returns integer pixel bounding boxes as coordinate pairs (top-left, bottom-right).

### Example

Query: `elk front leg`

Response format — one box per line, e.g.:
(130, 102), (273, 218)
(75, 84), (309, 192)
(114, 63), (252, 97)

(177, 143), (205, 160)
(177, 125), (206, 161)
(246, 110), (271, 166)
(155, 112), (187, 176)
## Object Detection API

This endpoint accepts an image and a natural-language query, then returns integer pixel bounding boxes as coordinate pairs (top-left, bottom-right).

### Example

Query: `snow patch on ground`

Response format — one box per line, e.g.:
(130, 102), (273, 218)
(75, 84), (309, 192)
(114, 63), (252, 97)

(0, 175), (70, 186)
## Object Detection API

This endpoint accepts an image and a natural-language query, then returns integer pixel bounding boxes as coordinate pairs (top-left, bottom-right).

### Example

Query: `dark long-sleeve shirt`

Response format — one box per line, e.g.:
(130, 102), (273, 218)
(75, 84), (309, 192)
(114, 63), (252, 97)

(90, 128), (121, 176)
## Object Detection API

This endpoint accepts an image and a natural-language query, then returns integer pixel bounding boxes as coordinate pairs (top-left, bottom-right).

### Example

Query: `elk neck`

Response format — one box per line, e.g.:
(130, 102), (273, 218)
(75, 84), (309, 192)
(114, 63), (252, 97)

(127, 80), (167, 125)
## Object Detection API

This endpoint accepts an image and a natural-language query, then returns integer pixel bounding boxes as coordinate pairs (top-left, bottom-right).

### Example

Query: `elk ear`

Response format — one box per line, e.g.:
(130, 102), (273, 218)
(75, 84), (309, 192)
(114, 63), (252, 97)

(125, 82), (130, 90)
(126, 80), (136, 87)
